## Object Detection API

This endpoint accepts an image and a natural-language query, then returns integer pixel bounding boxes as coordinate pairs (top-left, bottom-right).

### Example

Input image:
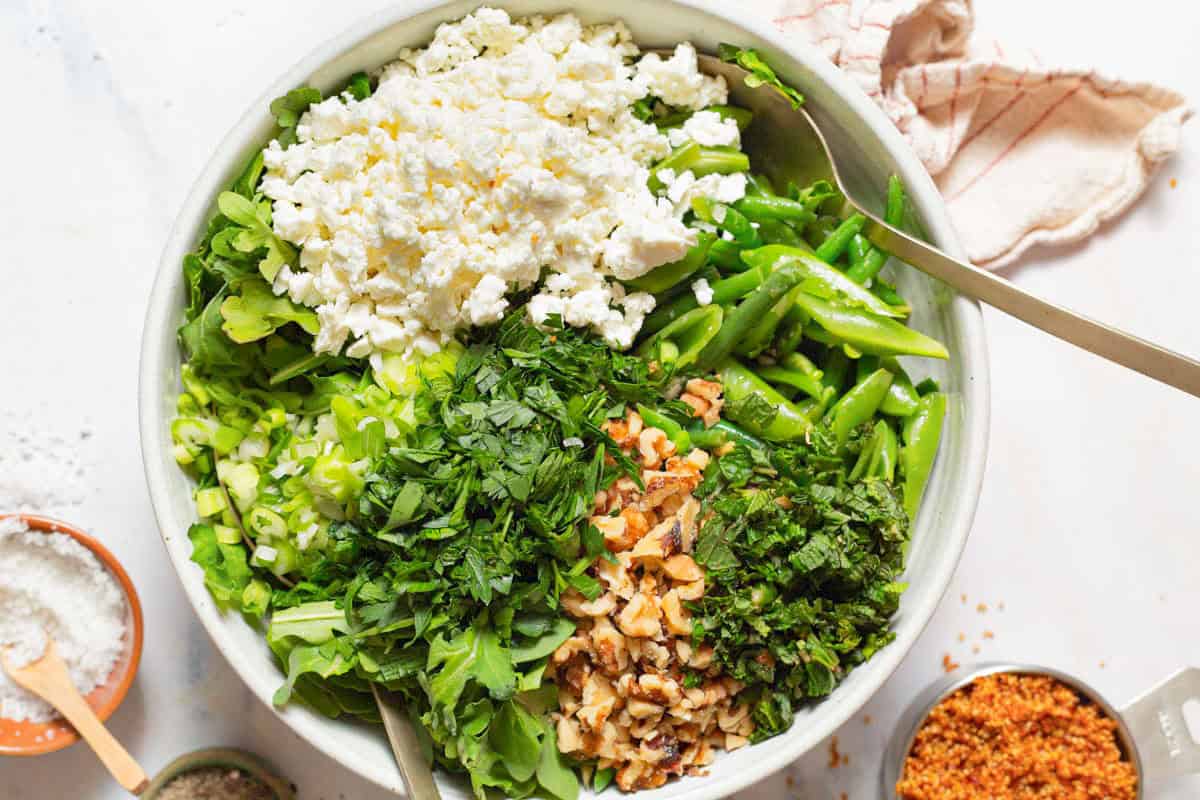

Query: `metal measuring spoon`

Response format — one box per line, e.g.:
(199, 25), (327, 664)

(880, 663), (1200, 798)
(687, 51), (1200, 397)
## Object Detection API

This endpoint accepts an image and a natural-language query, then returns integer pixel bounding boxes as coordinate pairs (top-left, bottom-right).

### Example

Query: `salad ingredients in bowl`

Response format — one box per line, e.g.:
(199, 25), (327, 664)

(145, 3), (987, 798)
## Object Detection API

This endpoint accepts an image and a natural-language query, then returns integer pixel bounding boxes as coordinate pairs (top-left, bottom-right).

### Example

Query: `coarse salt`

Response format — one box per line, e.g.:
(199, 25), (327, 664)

(0, 517), (127, 722)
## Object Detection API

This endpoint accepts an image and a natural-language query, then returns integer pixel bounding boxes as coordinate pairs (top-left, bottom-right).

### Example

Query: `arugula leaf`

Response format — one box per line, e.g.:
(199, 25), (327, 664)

(270, 86), (323, 146)
(219, 278), (318, 343)
(511, 617), (575, 664)
(489, 700), (543, 782)
(187, 523), (253, 611)
(718, 44), (805, 108)
(536, 723), (580, 800)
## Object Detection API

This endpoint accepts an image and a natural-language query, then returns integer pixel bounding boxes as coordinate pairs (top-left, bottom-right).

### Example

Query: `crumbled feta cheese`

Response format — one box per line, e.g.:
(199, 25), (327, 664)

(667, 110), (741, 148)
(562, 437), (584, 448)
(665, 171), (747, 214)
(635, 43), (727, 110)
(692, 278), (714, 306)
(261, 8), (728, 356)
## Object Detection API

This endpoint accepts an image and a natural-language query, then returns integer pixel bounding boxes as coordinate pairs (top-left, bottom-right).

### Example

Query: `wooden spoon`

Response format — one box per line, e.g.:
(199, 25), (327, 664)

(2, 640), (149, 795)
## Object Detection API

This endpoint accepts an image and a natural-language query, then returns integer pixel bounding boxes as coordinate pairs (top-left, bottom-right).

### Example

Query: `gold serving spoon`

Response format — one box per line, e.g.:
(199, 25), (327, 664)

(372, 684), (442, 800)
(689, 50), (1200, 396)
(2, 641), (149, 795)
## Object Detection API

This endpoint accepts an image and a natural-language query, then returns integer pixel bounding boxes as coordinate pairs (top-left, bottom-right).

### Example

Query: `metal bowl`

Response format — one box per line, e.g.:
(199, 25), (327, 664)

(138, 1), (991, 796)
(882, 663), (1200, 799)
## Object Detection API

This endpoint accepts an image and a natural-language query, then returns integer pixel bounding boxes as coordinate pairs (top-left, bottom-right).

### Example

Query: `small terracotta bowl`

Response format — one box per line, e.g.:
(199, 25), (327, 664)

(0, 513), (145, 756)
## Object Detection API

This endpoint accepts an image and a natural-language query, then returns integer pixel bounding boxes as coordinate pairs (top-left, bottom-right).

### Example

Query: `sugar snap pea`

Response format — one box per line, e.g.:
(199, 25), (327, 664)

(735, 286), (800, 358)
(825, 368), (894, 444)
(694, 263), (804, 372)
(626, 233), (714, 293)
(756, 219), (806, 247)
(635, 305), (723, 370)
(791, 291), (949, 359)
(745, 172), (777, 196)
(636, 404), (691, 453)
(686, 419), (767, 451)
(741, 246), (908, 319)
(718, 359), (813, 441)
(758, 359), (825, 400)
(901, 392), (946, 520)
(640, 266), (765, 338)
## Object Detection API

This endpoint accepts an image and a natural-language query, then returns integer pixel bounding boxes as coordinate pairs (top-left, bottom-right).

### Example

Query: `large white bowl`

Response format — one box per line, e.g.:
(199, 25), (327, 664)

(139, 2), (990, 797)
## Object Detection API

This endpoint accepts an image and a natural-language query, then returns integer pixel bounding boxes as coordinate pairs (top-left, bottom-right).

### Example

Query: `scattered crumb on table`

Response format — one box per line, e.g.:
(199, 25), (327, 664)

(829, 736), (842, 769)
(983, 630), (995, 640)
(942, 653), (960, 673)
(976, 603), (989, 613)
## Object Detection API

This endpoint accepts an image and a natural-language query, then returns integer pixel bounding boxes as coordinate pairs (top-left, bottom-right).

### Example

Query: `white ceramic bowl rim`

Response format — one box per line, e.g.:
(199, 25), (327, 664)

(139, 2), (990, 798)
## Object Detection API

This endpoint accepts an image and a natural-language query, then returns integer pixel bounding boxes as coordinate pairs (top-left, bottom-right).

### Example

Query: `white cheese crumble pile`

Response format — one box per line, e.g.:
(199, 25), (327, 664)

(0, 517), (127, 723)
(260, 7), (738, 358)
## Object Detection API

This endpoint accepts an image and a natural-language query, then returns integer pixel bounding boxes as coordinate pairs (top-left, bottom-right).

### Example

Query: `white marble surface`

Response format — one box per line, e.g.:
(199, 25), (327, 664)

(3, 1), (1199, 798)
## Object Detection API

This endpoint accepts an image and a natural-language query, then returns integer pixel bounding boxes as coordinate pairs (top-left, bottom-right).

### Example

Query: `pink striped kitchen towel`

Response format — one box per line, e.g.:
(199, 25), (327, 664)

(760, 0), (1191, 268)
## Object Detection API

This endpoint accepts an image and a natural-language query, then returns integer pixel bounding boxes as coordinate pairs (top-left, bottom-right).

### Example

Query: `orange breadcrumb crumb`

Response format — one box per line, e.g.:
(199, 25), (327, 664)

(976, 603), (988, 613)
(828, 736), (841, 768)
(983, 630), (994, 640)
(1171, 178), (1178, 188)
(896, 673), (1137, 800)
(942, 653), (959, 673)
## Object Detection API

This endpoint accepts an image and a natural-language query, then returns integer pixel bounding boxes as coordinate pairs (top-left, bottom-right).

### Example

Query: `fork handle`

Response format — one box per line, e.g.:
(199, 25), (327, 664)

(865, 218), (1200, 398)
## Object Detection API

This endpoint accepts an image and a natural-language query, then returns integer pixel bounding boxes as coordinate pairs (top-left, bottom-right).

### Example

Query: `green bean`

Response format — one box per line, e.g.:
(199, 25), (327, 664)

(733, 195), (817, 225)
(708, 104), (754, 131)
(814, 213), (867, 263)
(740, 246), (908, 319)
(718, 359), (813, 441)
(847, 247), (888, 285)
(655, 264), (720, 305)
(871, 278), (910, 312)
(901, 392), (946, 520)
(791, 291), (949, 359)
(773, 304), (810, 358)
(626, 233), (714, 293)
(686, 419), (767, 451)
(640, 267), (765, 337)
(692, 198), (761, 247)
(735, 286), (800, 357)
(636, 404), (692, 453)
(649, 142), (700, 190)
(636, 305), (723, 370)
(694, 263), (804, 372)
(804, 215), (840, 249)
(825, 368), (894, 444)
(886, 174), (907, 230)
(847, 233), (871, 265)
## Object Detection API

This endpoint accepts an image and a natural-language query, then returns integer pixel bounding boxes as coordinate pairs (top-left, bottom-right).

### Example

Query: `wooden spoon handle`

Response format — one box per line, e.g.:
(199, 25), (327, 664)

(50, 682), (149, 795)
(4, 648), (148, 796)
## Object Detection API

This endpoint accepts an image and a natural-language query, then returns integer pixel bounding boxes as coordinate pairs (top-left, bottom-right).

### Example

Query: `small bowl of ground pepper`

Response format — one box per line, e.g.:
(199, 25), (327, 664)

(882, 663), (1200, 800)
(143, 748), (295, 800)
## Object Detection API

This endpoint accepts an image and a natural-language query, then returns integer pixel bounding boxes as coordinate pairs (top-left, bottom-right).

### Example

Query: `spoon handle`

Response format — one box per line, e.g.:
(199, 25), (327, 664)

(866, 218), (1200, 398)
(7, 651), (149, 795)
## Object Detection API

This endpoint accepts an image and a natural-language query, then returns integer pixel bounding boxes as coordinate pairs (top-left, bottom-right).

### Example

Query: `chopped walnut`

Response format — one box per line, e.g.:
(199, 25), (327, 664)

(551, 405), (753, 791)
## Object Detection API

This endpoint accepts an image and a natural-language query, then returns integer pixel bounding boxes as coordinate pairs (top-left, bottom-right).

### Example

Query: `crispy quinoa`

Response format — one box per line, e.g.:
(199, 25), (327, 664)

(552, 401), (754, 792)
(896, 673), (1138, 800)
